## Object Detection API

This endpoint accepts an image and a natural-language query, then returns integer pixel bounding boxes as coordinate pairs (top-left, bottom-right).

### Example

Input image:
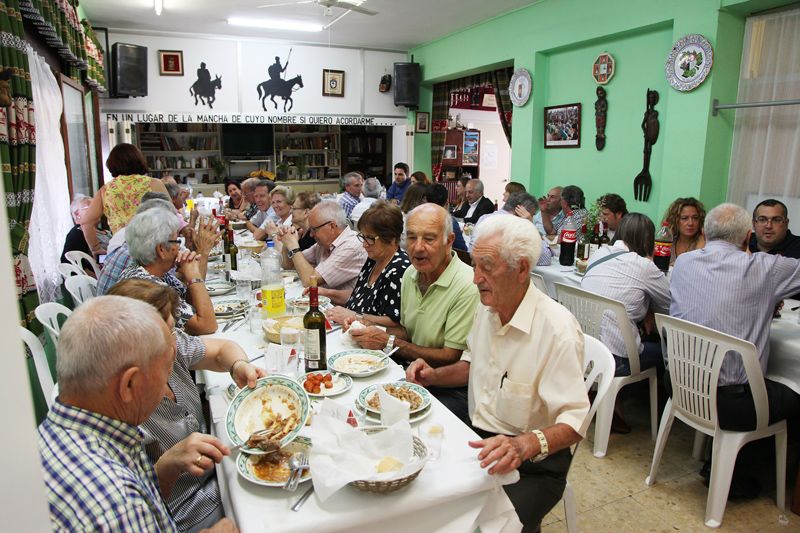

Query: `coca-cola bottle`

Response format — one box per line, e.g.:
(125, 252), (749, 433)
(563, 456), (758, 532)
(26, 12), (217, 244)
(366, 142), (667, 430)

(559, 211), (578, 266)
(654, 221), (673, 273)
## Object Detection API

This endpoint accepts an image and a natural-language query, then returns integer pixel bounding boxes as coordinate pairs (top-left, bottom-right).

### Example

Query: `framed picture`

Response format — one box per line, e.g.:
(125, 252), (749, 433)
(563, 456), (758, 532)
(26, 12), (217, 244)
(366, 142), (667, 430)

(544, 103), (581, 148)
(415, 111), (430, 133)
(158, 50), (184, 76)
(322, 69), (345, 97)
(443, 144), (457, 160)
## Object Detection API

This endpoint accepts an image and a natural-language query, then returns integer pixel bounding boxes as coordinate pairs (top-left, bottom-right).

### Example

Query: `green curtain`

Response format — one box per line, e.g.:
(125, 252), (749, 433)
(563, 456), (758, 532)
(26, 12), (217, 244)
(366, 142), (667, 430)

(1, 0), (39, 329)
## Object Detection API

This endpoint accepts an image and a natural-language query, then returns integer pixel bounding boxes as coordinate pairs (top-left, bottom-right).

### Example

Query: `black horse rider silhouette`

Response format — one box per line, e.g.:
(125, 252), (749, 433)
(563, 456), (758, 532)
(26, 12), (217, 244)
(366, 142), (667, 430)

(190, 62), (222, 109)
(257, 51), (303, 112)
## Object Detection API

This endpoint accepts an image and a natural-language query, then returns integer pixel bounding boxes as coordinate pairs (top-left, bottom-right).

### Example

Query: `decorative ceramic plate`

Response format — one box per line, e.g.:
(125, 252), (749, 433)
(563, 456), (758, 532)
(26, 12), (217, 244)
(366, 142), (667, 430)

(225, 376), (310, 455)
(364, 403), (433, 425)
(236, 437), (312, 487)
(328, 349), (390, 377)
(287, 295), (332, 310)
(213, 298), (248, 317)
(206, 280), (235, 297)
(357, 382), (431, 416)
(298, 371), (353, 397)
(665, 34), (713, 92)
(509, 68), (532, 107)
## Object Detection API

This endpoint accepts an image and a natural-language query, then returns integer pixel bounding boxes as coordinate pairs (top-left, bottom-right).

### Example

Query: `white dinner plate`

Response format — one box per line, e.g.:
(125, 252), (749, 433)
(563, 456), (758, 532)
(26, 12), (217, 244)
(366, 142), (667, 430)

(328, 349), (390, 377)
(357, 382), (432, 416)
(236, 437), (312, 487)
(207, 280), (235, 296)
(364, 403), (433, 425)
(225, 376), (310, 455)
(298, 371), (353, 397)
(214, 298), (248, 317)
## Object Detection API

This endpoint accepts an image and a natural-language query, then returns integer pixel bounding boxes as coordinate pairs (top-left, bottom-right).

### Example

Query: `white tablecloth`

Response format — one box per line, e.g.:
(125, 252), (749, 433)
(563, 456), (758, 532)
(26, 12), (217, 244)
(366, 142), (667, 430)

(766, 299), (800, 395)
(532, 263), (582, 299)
(201, 284), (521, 533)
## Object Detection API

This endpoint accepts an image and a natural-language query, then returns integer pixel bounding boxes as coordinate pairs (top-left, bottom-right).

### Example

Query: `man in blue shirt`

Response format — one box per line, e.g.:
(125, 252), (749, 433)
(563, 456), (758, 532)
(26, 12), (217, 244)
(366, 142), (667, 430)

(386, 162), (411, 204)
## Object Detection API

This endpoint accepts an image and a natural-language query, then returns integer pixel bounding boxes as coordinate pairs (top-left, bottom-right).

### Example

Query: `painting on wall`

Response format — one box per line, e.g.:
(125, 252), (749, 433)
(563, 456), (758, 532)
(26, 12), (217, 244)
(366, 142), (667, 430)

(190, 62), (222, 109)
(158, 50), (184, 76)
(257, 53), (304, 112)
(544, 103), (581, 148)
(322, 69), (345, 97)
(443, 144), (457, 160)
(415, 111), (430, 133)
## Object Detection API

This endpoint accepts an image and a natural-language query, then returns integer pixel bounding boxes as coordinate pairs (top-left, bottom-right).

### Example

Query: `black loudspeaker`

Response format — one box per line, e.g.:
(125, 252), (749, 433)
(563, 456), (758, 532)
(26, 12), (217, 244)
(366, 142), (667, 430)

(393, 62), (420, 108)
(111, 43), (147, 98)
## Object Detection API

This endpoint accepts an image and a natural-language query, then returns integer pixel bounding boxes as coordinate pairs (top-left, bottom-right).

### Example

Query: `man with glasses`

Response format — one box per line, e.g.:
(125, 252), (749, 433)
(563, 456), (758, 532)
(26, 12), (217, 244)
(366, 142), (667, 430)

(749, 199), (800, 258)
(277, 201), (367, 291)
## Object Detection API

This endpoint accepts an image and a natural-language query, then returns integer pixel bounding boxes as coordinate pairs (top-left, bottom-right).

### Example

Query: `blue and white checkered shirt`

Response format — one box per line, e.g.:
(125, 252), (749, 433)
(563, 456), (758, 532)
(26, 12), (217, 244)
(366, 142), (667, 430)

(97, 243), (135, 295)
(38, 401), (177, 532)
(339, 191), (361, 218)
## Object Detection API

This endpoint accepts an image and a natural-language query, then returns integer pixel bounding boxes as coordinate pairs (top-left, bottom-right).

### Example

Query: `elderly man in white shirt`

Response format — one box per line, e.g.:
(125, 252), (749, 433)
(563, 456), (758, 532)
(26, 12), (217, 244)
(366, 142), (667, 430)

(406, 215), (589, 531)
(349, 177), (382, 225)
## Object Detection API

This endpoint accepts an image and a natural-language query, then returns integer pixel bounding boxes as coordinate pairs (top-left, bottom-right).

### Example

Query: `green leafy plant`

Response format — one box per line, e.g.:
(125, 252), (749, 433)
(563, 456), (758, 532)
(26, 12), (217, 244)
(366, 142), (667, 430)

(212, 159), (227, 181)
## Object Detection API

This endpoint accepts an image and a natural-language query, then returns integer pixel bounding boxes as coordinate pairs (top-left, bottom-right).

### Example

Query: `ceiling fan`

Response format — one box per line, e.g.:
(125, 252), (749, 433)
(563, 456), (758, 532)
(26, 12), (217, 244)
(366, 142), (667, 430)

(256, 0), (378, 17)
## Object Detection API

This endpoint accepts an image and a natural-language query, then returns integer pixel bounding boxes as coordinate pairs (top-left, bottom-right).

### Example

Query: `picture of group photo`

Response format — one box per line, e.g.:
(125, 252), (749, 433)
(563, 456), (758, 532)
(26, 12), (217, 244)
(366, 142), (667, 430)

(544, 103), (581, 148)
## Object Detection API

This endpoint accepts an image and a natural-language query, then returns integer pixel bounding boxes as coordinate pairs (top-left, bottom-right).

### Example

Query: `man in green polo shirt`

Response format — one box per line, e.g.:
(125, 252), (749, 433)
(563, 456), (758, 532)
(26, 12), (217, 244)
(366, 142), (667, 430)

(350, 203), (478, 421)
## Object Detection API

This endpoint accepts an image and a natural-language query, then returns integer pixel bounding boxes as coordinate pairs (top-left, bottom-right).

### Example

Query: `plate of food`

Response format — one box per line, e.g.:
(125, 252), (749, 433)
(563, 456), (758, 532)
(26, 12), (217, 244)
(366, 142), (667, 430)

(239, 240), (265, 253)
(236, 436), (312, 487)
(357, 382), (431, 416)
(214, 298), (248, 317)
(299, 371), (353, 397)
(206, 279), (235, 296)
(328, 349), (390, 377)
(364, 403), (433, 425)
(287, 295), (332, 311)
(225, 376), (310, 454)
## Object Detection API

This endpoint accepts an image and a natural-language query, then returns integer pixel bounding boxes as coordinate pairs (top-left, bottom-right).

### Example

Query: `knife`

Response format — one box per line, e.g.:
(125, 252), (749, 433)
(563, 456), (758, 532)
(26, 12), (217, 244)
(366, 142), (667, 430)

(291, 485), (315, 512)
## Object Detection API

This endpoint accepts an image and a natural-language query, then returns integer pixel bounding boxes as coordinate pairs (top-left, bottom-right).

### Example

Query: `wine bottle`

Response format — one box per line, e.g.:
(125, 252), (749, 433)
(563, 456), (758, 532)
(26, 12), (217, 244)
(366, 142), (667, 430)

(227, 228), (238, 271)
(304, 276), (327, 372)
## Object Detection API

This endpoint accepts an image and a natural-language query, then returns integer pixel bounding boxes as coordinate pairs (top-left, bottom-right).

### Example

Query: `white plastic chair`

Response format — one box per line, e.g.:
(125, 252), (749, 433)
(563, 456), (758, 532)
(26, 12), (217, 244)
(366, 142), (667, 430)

(34, 302), (72, 346)
(65, 250), (101, 278)
(555, 282), (658, 457)
(57, 262), (84, 278)
(64, 275), (97, 306)
(20, 327), (55, 408)
(530, 272), (549, 296)
(645, 314), (786, 528)
(561, 333), (617, 532)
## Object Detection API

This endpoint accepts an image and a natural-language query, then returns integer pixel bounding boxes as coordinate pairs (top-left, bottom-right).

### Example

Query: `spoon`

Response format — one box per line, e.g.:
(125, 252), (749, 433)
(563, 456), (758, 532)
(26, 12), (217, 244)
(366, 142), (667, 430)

(369, 346), (400, 369)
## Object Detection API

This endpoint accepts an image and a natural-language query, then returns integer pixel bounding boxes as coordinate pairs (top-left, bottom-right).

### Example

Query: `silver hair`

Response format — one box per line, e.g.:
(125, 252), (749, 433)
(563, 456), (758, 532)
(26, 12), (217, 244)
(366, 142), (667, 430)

(363, 177), (382, 199)
(312, 200), (348, 228)
(164, 181), (181, 200)
(137, 198), (174, 215)
(704, 203), (751, 245)
(473, 214), (541, 271)
(57, 296), (170, 394)
(241, 177), (259, 192)
(407, 203), (452, 244)
(126, 207), (181, 265)
(271, 185), (296, 205)
(503, 192), (538, 215)
(468, 179), (484, 194)
(70, 194), (91, 221)
(343, 172), (363, 186)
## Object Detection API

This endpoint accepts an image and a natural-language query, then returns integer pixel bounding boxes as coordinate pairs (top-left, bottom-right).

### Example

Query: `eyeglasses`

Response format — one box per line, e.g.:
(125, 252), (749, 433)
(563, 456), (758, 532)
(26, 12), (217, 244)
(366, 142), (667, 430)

(356, 233), (380, 245)
(291, 206), (306, 212)
(309, 220), (333, 235)
(754, 216), (786, 226)
(166, 239), (182, 245)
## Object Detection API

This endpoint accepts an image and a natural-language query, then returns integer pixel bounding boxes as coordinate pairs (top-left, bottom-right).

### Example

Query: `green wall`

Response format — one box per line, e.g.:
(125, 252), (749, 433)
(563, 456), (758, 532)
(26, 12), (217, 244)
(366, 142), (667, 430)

(409, 0), (779, 221)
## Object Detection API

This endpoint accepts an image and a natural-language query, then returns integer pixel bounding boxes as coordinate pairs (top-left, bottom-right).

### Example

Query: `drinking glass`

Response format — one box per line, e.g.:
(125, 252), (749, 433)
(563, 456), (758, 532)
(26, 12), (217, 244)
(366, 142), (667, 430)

(235, 279), (251, 302)
(248, 306), (262, 334)
(280, 327), (302, 378)
(353, 402), (368, 427)
(420, 423), (444, 460)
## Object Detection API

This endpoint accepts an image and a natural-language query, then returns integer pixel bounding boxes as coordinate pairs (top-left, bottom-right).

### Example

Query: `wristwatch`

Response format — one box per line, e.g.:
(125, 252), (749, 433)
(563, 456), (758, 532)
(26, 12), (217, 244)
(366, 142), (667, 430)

(529, 429), (549, 463)
(287, 247), (301, 259)
(385, 334), (396, 352)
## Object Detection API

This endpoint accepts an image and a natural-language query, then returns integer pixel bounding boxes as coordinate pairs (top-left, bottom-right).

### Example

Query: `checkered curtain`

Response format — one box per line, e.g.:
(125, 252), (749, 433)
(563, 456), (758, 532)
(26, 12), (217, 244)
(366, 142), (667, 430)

(430, 82), (449, 181)
(492, 67), (513, 144)
(1, 0), (39, 329)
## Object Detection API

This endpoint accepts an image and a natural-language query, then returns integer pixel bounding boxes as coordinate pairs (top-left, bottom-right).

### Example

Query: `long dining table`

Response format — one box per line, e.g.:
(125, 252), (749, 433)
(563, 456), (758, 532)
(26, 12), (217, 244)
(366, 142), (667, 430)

(199, 262), (521, 533)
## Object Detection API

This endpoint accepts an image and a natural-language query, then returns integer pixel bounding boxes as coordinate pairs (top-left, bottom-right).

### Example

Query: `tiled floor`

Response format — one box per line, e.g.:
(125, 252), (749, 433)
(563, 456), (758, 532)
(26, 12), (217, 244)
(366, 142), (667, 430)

(541, 393), (797, 532)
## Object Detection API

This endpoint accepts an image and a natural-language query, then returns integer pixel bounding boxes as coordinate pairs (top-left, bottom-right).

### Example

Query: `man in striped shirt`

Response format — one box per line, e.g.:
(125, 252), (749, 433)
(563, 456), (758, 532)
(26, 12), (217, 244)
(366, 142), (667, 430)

(37, 296), (237, 532)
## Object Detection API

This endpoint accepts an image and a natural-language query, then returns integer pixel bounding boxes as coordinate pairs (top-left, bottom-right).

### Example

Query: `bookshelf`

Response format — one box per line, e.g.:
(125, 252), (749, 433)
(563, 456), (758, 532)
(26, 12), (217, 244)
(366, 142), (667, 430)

(273, 125), (341, 182)
(341, 126), (388, 180)
(136, 123), (223, 180)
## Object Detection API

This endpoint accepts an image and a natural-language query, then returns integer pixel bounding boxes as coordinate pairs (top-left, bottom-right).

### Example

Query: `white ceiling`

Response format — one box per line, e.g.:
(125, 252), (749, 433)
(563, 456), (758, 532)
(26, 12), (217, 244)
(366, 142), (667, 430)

(81, 0), (536, 50)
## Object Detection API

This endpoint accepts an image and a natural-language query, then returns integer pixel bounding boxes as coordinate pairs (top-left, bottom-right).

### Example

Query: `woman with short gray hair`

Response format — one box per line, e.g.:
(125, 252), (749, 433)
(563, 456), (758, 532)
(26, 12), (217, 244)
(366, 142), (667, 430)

(118, 208), (217, 334)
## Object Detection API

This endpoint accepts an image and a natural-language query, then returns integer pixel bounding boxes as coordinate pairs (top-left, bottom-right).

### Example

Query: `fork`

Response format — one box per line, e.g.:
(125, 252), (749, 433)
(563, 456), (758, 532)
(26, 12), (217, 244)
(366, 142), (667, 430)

(633, 167), (652, 202)
(285, 452), (309, 491)
(230, 426), (282, 453)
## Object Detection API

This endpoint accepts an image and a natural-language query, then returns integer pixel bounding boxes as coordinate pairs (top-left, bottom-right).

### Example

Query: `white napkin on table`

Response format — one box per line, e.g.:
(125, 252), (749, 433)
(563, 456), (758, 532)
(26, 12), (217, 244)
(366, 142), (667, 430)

(307, 416), (423, 502)
(340, 319), (370, 348)
(377, 384), (410, 426)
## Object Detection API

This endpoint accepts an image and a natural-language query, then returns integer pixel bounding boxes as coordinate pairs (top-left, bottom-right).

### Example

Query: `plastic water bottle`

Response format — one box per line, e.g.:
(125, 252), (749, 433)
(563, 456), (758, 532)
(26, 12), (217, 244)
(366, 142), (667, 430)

(261, 241), (286, 318)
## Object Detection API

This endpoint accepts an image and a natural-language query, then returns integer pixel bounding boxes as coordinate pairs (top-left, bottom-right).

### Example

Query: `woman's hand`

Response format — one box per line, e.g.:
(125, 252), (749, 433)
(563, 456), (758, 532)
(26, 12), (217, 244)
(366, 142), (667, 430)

(232, 361), (267, 389)
(176, 250), (202, 280)
(515, 205), (533, 221)
(327, 305), (356, 325)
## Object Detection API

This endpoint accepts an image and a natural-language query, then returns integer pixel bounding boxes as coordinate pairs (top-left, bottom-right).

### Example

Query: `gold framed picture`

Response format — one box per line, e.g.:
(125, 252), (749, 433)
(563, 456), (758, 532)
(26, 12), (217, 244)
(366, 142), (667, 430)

(158, 50), (184, 76)
(322, 69), (345, 97)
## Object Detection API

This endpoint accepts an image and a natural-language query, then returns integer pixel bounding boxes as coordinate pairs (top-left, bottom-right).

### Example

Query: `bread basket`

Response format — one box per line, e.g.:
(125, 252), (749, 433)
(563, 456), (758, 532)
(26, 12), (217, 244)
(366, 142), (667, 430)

(348, 426), (428, 494)
(262, 315), (305, 343)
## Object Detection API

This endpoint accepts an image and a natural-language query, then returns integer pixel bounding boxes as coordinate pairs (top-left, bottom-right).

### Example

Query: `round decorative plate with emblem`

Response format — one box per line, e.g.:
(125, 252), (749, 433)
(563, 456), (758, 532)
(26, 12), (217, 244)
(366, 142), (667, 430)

(508, 68), (532, 107)
(665, 34), (713, 92)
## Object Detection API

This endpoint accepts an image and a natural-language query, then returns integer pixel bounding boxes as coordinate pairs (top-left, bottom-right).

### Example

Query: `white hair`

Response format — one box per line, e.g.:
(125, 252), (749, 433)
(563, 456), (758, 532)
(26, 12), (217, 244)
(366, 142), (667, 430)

(313, 200), (348, 228)
(704, 203), (751, 245)
(468, 179), (484, 194)
(473, 215), (541, 270)
(343, 172), (363, 186)
(70, 194), (91, 221)
(137, 198), (174, 215)
(363, 177), (382, 199)
(57, 296), (169, 394)
(126, 207), (181, 265)
(407, 203), (452, 244)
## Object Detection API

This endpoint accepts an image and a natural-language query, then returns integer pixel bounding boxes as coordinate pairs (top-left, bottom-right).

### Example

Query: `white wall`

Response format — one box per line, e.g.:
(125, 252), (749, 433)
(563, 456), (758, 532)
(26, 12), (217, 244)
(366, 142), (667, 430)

(455, 109), (511, 205)
(103, 32), (407, 118)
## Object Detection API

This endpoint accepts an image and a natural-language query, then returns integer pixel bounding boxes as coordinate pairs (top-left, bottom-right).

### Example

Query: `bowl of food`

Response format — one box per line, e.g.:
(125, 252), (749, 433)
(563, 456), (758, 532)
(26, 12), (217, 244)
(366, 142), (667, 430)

(287, 295), (332, 312)
(236, 437), (311, 487)
(328, 350), (390, 377)
(358, 382), (431, 415)
(239, 240), (265, 253)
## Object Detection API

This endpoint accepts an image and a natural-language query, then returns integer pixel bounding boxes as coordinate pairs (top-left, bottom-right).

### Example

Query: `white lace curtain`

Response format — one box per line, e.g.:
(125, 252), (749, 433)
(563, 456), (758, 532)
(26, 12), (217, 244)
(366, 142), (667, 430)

(727, 7), (800, 226)
(27, 48), (73, 303)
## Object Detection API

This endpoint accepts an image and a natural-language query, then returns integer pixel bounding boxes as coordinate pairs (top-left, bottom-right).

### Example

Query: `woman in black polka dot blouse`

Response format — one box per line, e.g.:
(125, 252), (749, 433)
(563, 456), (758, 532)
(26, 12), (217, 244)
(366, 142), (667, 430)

(325, 201), (410, 327)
